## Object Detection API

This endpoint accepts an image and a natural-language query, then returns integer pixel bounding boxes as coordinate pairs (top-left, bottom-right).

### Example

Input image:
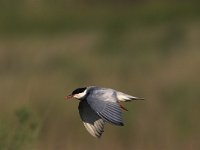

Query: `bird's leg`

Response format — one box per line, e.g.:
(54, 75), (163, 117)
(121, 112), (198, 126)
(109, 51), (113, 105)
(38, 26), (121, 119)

(118, 101), (128, 111)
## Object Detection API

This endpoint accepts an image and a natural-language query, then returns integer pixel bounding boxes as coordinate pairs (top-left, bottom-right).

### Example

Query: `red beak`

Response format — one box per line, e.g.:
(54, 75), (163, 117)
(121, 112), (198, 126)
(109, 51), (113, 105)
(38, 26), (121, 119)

(65, 94), (73, 100)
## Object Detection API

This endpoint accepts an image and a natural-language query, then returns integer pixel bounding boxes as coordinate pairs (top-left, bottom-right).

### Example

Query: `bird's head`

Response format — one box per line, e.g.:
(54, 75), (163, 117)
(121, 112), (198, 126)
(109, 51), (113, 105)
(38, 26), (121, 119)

(65, 87), (87, 100)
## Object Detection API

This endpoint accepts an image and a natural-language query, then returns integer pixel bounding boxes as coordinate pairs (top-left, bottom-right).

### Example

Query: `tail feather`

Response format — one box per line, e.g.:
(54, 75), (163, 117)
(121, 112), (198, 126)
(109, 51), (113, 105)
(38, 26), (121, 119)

(130, 97), (144, 100)
(116, 91), (144, 102)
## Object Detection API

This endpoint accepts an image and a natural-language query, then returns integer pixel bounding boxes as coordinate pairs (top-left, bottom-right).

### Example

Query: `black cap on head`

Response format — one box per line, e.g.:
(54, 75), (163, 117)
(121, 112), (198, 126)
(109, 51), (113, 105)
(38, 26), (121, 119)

(72, 87), (87, 95)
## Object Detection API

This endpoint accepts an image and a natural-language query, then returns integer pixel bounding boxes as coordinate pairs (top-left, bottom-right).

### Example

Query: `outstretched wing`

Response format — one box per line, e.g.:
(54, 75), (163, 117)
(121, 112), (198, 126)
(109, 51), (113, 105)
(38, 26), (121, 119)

(86, 88), (124, 126)
(78, 100), (105, 138)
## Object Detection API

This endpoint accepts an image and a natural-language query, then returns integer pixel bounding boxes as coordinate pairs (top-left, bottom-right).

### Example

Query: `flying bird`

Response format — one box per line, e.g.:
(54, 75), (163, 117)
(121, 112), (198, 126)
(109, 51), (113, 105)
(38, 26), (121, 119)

(65, 86), (144, 138)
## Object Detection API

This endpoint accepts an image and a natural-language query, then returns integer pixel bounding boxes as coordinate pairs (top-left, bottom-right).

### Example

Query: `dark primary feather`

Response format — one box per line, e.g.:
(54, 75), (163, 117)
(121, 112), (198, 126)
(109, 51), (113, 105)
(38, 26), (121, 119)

(97, 102), (124, 126)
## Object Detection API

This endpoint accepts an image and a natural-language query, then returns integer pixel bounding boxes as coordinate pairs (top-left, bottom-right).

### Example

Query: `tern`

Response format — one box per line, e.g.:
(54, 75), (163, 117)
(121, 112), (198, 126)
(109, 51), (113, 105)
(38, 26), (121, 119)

(65, 86), (144, 138)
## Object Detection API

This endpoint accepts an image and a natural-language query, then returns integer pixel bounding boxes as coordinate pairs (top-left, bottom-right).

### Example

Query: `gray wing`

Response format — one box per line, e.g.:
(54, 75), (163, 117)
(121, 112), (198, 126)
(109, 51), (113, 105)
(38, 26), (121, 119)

(86, 88), (124, 126)
(78, 100), (105, 138)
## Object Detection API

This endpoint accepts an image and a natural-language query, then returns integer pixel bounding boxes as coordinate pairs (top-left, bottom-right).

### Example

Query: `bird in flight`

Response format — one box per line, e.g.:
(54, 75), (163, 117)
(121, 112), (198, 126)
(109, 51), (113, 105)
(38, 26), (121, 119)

(65, 86), (144, 138)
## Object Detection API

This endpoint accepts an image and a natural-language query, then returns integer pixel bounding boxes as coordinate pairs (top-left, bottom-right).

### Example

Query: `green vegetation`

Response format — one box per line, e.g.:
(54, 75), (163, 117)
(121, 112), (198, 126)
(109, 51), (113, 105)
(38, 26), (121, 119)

(0, 107), (39, 150)
(0, 1), (200, 150)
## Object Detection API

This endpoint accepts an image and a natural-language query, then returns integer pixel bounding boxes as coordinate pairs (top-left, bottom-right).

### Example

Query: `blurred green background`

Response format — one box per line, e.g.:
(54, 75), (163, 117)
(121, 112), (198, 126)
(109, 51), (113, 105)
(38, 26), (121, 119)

(0, 0), (200, 150)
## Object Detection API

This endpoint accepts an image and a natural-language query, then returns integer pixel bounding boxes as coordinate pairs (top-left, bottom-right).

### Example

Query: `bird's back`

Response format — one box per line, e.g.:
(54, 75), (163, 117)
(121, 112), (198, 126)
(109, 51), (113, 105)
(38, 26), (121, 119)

(87, 86), (117, 102)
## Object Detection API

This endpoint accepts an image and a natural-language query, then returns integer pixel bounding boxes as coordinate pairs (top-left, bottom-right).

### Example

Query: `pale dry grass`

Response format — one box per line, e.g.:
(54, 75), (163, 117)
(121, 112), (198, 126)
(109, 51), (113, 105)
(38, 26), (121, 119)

(0, 17), (200, 150)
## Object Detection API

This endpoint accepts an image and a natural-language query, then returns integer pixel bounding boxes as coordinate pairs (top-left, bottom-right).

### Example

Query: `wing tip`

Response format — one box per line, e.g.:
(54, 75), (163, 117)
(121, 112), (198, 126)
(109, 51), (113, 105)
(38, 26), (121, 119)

(95, 135), (102, 138)
(119, 122), (124, 126)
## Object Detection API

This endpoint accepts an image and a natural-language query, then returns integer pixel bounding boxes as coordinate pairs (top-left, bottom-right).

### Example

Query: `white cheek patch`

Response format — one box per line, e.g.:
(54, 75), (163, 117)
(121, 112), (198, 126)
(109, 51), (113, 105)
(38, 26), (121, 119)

(74, 90), (87, 99)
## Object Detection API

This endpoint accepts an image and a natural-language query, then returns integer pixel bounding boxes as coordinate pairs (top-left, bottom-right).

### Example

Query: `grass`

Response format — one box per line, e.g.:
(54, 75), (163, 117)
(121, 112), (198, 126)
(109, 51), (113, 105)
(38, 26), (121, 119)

(0, 1), (200, 150)
(0, 106), (39, 150)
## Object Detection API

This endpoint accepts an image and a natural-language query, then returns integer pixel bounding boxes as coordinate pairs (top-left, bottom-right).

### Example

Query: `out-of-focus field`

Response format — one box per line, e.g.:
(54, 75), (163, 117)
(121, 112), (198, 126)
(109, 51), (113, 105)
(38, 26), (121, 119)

(0, 1), (200, 150)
